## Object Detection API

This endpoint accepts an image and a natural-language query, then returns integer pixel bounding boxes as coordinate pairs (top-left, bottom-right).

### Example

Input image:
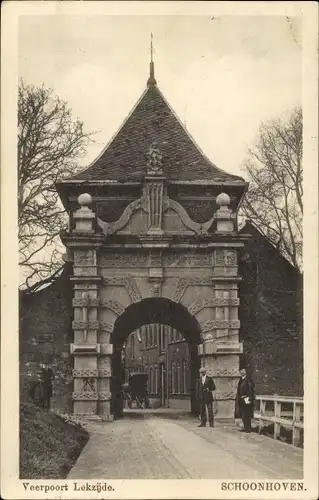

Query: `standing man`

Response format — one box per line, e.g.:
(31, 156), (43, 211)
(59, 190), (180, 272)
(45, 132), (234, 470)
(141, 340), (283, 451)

(196, 367), (216, 428)
(235, 368), (255, 433)
(40, 357), (55, 410)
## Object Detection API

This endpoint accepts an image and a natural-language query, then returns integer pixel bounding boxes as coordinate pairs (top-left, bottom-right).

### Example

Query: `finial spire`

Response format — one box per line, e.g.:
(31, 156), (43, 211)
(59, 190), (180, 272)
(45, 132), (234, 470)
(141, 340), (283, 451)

(147, 32), (157, 86)
(151, 32), (154, 63)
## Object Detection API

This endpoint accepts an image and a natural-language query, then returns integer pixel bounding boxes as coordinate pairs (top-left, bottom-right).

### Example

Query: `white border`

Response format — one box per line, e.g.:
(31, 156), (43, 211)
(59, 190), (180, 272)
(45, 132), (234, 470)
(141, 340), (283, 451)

(1, 2), (318, 499)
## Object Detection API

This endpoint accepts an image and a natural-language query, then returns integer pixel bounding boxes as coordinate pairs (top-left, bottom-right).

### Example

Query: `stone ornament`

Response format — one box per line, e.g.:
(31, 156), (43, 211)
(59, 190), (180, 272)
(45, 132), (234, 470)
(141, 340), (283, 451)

(97, 198), (143, 235)
(146, 142), (163, 175)
(73, 193), (95, 233)
(171, 277), (212, 303)
(99, 392), (112, 401)
(82, 378), (97, 392)
(96, 193), (216, 237)
(215, 368), (241, 377)
(72, 392), (98, 401)
(163, 253), (211, 268)
(98, 369), (112, 378)
(203, 332), (214, 341)
(73, 297), (99, 307)
(148, 250), (162, 268)
(150, 282), (162, 297)
(214, 343), (243, 354)
(70, 344), (100, 355)
(215, 391), (237, 400)
(188, 297), (240, 315)
(74, 249), (96, 266)
(100, 321), (114, 333)
(214, 249), (237, 267)
(103, 276), (142, 303)
(216, 193), (231, 206)
(201, 320), (240, 333)
(74, 267), (98, 277)
(100, 299), (125, 316)
(72, 321), (99, 330)
(167, 199), (214, 235)
(73, 369), (99, 378)
(99, 253), (149, 267)
(78, 193), (93, 206)
(72, 368), (111, 378)
(74, 283), (99, 291)
(224, 251), (237, 266)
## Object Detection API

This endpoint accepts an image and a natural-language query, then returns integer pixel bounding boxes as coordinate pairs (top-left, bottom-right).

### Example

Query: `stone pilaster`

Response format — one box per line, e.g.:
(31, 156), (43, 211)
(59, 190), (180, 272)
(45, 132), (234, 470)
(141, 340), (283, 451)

(71, 280), (100, 418)
(64, 193), (113, 420)
(202, 192), (243, 418)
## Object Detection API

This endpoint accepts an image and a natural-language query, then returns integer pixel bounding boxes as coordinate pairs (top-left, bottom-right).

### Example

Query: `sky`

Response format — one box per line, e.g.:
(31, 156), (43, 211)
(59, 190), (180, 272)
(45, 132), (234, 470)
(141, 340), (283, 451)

(18, 14), (302, 178)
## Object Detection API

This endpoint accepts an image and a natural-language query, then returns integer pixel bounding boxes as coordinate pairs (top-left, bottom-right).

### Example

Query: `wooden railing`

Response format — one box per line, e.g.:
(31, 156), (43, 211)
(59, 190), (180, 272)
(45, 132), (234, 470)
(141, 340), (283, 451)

(254, 395), (304, 447)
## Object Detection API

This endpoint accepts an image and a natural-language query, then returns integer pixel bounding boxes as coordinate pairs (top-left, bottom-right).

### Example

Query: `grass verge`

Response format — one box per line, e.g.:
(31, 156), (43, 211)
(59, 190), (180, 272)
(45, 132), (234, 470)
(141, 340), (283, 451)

(20, 401), (89, 479)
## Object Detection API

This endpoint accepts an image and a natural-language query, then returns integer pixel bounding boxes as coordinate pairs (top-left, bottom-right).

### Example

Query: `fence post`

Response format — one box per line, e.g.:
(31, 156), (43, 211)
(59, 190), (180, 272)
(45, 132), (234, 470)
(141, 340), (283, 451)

(274, 400), (281, 440)
(293, 402), (301, 447)
(259, 398), (266, 434)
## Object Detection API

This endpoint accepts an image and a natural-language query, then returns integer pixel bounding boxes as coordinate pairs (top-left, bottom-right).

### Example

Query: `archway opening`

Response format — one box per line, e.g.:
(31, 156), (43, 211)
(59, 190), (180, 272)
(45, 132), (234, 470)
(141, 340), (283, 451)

(110, 298), (202, 417)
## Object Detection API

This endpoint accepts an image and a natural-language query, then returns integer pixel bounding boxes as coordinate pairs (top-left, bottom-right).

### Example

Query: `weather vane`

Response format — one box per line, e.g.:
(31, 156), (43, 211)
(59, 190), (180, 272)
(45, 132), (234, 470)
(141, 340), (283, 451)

(150, 32), (154, 62)
(147, 32), (157, 86)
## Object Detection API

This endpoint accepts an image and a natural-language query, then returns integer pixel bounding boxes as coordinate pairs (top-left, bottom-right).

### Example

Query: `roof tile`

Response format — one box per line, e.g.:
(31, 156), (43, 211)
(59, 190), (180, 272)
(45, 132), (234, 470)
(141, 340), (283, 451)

(71, 84), (245, 183)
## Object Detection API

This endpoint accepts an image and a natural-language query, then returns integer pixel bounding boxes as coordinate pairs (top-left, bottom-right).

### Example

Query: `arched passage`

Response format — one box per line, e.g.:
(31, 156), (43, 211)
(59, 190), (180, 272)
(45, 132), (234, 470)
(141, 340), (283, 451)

(111, 297), (202, 346)
(110, 298), (202, 416)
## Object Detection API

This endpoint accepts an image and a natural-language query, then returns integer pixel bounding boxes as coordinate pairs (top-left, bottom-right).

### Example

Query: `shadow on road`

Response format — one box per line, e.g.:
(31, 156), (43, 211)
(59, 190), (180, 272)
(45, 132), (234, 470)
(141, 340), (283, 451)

(121, 408), (196, 421)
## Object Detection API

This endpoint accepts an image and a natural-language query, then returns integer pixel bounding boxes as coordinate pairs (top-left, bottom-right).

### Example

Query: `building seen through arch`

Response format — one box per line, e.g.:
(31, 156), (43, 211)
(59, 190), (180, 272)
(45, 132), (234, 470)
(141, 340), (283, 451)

(124, 324), (200, 412)
(110, 297), (201, 414)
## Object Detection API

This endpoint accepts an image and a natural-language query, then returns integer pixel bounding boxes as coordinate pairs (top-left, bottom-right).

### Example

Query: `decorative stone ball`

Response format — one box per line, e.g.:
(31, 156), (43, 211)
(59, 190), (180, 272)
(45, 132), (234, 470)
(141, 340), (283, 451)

(78, 193), (92, 207)
(216, 192), (230, 207)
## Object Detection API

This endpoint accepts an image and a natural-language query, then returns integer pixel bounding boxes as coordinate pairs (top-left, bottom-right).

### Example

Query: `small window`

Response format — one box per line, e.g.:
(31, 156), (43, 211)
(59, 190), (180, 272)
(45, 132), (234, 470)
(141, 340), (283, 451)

(170, 328), (173, 343)
(176, 362), (180, 394)
(182, 360), (187, 394)
(155, 366), (158, 395)
(171, 362), (175, 393)
(152, 324), (155, 346)
(148, 325), (151, 347)
(164, 327), (168, 349)
(149, 325), (152, 346)
(160, 325), (165, 352)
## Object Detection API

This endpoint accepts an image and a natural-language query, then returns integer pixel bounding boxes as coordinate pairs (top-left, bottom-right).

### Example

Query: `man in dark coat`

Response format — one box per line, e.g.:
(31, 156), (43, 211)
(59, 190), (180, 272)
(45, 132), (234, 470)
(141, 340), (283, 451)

(235, 368), (255, 433)
(29, 371), (46, 408)
(196, 367), (216, 427)
(40, 359), (55, 410)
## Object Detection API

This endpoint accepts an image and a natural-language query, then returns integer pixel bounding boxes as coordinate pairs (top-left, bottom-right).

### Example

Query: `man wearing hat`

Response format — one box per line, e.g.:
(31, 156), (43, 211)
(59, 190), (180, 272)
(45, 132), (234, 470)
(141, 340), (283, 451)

(40, 356), (55, 410)
(196, 367), (216, 428)
(235, 368), (255, 433)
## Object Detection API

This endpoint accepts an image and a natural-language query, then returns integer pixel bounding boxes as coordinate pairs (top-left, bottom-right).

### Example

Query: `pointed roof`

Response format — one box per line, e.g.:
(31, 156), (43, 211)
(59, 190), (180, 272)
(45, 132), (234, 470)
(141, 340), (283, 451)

(70, 73), (245, 184)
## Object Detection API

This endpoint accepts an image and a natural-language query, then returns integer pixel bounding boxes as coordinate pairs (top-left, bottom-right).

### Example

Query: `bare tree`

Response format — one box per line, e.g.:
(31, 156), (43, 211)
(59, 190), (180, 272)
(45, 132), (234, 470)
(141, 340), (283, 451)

(18, 80), (94, 290)
(241, 107), (302, 271)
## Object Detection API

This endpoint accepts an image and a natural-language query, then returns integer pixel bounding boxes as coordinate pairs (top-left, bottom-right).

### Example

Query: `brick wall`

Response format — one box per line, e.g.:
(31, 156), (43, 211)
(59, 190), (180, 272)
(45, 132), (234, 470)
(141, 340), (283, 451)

(19, 266), (74, 411)
(239, 222), (303, 396)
